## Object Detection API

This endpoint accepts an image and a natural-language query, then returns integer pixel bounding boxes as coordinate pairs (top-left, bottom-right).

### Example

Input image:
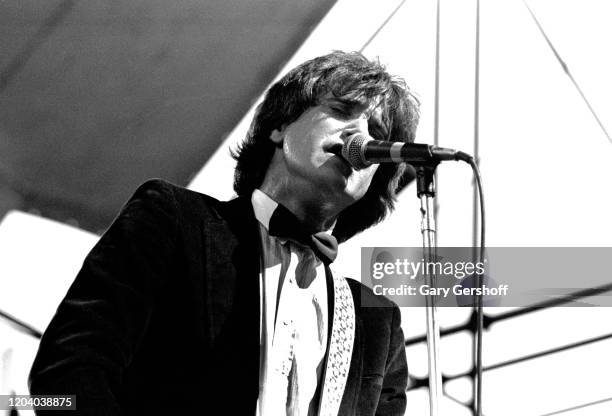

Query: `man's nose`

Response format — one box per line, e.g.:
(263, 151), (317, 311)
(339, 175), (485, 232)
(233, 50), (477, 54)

(341, 117), (369, 141)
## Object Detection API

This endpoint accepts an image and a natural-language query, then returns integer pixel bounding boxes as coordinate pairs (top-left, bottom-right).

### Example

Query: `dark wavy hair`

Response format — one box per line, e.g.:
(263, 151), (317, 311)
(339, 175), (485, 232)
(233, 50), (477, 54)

(232, 51), (420, 242)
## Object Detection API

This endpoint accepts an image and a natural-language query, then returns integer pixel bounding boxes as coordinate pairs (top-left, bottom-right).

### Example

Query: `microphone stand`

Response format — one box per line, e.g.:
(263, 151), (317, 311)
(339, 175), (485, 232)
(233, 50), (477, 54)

(416, 163), (443, 416)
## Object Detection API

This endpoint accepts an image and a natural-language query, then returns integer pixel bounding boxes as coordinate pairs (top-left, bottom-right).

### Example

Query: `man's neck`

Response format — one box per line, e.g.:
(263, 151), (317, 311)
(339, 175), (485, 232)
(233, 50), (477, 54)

(259, 184), (341, 232)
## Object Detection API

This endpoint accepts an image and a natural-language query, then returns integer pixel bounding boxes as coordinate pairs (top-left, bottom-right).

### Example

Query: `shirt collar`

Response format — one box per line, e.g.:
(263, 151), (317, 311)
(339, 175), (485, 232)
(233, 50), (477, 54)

(251, 189), (278, 232)
(251, 189), (337, 234)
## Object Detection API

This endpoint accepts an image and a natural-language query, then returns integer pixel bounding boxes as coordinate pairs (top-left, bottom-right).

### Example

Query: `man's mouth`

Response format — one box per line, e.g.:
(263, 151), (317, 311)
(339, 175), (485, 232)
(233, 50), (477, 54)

(327, 143), (353, 170)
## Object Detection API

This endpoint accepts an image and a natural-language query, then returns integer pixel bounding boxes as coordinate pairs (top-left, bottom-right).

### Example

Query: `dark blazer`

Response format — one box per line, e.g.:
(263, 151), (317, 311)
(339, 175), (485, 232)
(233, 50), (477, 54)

(29, 179), (407, 415)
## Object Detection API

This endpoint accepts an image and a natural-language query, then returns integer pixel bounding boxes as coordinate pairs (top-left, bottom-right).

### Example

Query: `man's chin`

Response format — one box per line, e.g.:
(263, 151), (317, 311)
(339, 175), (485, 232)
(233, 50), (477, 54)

(330, 182), (369, 206)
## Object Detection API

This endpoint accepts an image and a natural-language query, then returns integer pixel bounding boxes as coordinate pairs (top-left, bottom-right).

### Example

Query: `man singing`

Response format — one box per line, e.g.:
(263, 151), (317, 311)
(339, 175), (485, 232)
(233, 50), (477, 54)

(30, 51), (420, 415)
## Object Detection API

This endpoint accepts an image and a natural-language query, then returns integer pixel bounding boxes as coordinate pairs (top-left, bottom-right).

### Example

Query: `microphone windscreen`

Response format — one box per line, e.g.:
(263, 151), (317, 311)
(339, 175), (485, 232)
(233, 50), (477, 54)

(342, 134), (370, 169)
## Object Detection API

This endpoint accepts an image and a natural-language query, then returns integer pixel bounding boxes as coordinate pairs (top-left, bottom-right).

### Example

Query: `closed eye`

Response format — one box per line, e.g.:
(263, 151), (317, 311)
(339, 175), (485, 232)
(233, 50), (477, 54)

(324, 97), (367, 120)
(328, 104), (355, 120)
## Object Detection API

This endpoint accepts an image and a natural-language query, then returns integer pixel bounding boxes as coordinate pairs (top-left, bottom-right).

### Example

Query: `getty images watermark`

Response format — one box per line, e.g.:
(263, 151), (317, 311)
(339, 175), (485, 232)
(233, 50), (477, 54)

(360, 247), (612, 307)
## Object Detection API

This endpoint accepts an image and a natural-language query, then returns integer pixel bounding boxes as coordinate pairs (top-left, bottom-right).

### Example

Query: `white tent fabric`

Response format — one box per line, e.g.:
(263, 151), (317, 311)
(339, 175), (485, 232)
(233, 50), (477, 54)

(0, 211), (97, 403)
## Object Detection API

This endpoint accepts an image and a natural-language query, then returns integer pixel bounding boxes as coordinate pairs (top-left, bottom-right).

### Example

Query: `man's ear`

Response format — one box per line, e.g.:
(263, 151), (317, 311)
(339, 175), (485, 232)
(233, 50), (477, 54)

(270, 128), (284, 146)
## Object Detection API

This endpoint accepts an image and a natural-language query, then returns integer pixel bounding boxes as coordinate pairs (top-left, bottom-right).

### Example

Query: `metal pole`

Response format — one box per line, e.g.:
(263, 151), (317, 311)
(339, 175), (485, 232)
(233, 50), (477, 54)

(472, 0), (484, 415)
(417, 165), (442, 416)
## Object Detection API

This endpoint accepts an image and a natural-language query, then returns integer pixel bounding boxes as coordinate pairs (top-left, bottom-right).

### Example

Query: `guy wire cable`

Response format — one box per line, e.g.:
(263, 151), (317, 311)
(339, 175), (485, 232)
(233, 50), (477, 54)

(358, 0), (408, 53)
(537, 396), (612, 416)
(521, 0), (612, 145)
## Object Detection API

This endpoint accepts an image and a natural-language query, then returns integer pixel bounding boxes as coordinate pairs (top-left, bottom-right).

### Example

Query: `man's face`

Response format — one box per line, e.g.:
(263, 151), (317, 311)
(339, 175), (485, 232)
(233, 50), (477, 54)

(269, 97), (385, 207)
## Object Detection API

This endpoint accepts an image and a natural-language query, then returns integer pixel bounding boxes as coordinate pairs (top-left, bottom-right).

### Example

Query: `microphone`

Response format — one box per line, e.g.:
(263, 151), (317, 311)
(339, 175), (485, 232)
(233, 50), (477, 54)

(341, 134), (471, 169)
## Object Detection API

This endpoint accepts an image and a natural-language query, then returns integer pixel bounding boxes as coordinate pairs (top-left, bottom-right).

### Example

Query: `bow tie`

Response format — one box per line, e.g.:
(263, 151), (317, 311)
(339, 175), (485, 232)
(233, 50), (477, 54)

(267, 204), (338, 265)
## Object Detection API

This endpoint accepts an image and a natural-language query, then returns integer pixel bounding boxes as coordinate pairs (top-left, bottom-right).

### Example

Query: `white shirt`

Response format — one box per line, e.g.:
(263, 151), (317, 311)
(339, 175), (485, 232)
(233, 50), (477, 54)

(252, 189), (329, 416)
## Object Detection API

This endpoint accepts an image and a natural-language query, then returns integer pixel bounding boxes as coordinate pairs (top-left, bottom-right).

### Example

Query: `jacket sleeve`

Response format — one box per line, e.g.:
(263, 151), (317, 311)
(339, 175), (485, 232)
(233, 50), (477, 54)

(28, 179), (178, 415)
(376, 305), (408, 416)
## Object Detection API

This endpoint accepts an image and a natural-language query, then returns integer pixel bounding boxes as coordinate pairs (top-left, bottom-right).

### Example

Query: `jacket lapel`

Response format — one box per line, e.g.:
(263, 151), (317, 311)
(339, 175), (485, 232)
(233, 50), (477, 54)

(318, 268), (356, 416)
(202, 196), (260, 340)
(202, 196), (261, 409)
